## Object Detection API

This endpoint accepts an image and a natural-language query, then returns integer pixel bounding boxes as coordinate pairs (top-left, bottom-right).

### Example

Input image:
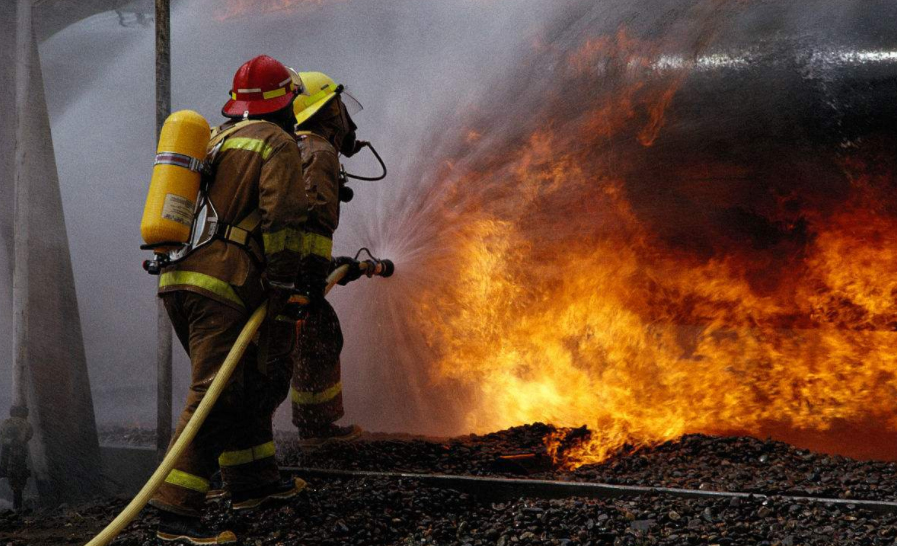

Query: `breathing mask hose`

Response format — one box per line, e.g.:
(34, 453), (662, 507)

(86, 263), (369, 546)
(344, 142), (387, 182)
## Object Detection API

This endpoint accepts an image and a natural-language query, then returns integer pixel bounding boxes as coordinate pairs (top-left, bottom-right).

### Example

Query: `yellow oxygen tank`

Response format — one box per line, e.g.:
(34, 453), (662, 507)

(140, 110), (211, 253)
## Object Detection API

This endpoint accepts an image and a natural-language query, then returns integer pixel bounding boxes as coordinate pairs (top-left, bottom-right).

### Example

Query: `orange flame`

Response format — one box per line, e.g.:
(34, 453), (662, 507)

(402, 28), (897, 469)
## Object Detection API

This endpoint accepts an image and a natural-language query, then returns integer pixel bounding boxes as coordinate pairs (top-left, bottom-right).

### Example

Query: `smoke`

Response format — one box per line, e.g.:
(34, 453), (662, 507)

(10, 0), (558, 431)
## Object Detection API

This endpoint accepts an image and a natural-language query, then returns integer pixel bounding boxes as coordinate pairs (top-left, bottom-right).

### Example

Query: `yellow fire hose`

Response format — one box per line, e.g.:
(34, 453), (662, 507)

(86, 263), (370, 546)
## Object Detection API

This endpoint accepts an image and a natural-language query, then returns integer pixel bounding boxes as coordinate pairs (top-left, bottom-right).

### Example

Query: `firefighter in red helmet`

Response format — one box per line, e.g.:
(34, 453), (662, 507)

(150, 55), (307, 545)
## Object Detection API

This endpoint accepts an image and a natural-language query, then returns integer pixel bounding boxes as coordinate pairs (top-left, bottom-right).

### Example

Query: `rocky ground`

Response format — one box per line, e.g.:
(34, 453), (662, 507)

(2, 424), (896, 545)
(2, 476), (896, 545)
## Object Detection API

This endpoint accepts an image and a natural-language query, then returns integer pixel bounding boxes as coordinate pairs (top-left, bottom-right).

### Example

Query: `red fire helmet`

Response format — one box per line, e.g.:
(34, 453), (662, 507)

(222, 55), (299, 118)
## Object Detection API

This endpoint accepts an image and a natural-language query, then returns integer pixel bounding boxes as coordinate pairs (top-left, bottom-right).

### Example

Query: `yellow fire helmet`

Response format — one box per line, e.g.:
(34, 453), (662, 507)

(291, 70), (363, 127)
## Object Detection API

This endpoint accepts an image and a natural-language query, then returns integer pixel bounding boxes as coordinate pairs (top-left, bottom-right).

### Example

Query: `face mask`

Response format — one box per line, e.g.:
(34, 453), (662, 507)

(337, 100), (360, 157)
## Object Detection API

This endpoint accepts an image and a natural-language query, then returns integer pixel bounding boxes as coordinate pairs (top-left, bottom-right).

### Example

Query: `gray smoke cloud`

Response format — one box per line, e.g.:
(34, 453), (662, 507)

(0, 0), (559, 433)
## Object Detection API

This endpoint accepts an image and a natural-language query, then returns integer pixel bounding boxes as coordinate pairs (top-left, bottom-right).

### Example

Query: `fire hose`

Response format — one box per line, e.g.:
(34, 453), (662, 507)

(86, 257), (394, 546)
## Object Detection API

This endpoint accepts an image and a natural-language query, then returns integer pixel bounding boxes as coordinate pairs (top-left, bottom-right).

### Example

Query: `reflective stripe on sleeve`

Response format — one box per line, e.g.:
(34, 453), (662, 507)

(301, 232), (333, 260)
(159, 271), (244, 308)
(220, 137), (275, 160)
(165, 469), (210, 493)
(218, 441), (277, 468)
(291, 382), (342, 405)
(263, 228), (305, 255)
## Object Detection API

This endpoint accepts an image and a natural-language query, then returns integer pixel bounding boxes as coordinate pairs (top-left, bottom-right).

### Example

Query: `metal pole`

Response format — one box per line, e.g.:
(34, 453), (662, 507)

(12, 0), (33, 413)
(155, 0), (173, 460)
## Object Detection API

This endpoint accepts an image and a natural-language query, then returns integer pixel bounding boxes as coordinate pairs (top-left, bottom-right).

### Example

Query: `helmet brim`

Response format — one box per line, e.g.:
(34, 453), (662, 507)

(222, 92), (295, 118)
(293, 93), (337, 127)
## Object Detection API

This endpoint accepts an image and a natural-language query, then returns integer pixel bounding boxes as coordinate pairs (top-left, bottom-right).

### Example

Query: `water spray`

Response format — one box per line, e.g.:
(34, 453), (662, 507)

(86, 252), (393, 546)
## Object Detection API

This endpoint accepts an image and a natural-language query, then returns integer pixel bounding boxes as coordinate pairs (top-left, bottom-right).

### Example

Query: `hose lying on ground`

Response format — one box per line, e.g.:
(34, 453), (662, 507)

(86, 265), (357, 546)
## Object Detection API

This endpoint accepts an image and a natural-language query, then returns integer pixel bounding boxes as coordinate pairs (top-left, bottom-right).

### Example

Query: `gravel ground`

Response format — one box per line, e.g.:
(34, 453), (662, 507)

(5, 424), (891, 545)
(3, 475), (897, 546)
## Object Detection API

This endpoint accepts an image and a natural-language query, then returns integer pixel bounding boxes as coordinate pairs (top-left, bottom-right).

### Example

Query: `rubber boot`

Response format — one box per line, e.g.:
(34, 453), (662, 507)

(296, 423), (363, 448)
(156, 512), (237, 545)
(230, 476), (307, 512)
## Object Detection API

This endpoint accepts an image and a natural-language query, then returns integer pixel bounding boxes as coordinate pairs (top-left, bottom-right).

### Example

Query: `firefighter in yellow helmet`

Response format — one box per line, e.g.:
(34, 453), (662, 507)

(287, 71), (367, 446)
(149, 55), (308, 544)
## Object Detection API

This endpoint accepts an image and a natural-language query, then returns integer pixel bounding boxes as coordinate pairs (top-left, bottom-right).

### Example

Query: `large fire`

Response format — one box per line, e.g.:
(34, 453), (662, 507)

(397, 23), (897, 469)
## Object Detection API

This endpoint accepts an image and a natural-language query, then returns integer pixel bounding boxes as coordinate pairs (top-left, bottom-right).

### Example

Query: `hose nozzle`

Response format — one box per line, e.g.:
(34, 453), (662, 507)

(353, 248), (395, 278)
(331, 249), (395, 288)
(362, 258), (395, 278)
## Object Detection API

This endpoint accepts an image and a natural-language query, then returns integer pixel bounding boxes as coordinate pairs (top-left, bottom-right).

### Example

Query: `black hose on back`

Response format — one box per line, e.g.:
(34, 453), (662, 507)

(344, 142), (387, 182)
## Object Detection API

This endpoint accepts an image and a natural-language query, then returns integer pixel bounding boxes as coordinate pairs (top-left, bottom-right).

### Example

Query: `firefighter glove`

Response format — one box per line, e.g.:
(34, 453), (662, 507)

(266, 280), (296, 322)
(333, 256), (365, 286)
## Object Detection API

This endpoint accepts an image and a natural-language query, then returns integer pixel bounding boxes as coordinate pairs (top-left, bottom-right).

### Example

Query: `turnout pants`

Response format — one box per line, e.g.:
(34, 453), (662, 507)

(151, 291), (293, 516)
(291, 299), (345, 428)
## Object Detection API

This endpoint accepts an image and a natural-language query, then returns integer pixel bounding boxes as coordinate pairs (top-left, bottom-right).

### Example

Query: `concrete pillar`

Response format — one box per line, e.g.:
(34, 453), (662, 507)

(10, 0), (101, 504)
(1, 4), (15, 281)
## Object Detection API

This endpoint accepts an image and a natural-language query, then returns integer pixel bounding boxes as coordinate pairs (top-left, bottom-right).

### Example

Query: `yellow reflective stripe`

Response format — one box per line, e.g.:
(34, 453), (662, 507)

(236, 210), (262, 233)
(297, 85), (336, 111)
(301, 232), (333, 260)
(165, 469), (210, 493)
(220, 137), (275, 160)
(291, 382), (342, 405)
(254, 441), (276, 460)
(262, 87), (288, 100)
(159, 271), (244, 308)
(263, 228), (304, 255)
(218, 448), (253, 467)
(218, 441), (276, 467)
(209, 120), (268, 149)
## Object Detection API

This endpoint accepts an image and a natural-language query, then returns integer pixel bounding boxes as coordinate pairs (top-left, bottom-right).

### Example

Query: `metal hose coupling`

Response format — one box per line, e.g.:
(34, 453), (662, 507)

(362, 257), (395, 278)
